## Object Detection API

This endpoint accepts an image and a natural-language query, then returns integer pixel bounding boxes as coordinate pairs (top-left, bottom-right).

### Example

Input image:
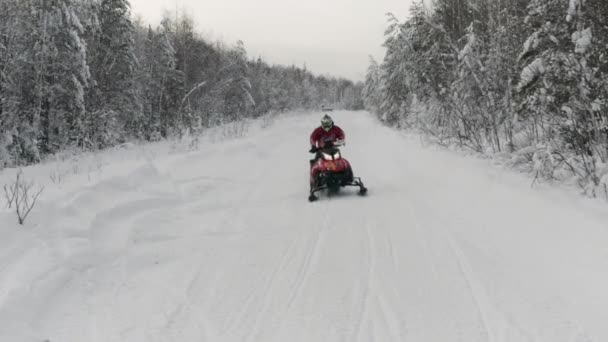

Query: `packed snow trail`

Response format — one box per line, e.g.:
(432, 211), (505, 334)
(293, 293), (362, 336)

(2, 111), (608, 342)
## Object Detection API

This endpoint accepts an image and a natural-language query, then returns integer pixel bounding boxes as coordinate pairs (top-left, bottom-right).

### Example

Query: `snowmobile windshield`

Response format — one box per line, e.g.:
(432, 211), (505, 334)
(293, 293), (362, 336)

(321, 150), (341, 161)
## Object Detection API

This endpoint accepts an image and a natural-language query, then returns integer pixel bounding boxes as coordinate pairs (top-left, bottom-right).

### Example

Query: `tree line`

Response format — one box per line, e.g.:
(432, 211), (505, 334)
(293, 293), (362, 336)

(363, 0), (608, 197)
(0, 0), (363, 168)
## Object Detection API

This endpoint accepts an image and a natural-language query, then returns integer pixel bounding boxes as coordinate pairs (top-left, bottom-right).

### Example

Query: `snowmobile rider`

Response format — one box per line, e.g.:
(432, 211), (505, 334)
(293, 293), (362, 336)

(309, 114), (345, 164)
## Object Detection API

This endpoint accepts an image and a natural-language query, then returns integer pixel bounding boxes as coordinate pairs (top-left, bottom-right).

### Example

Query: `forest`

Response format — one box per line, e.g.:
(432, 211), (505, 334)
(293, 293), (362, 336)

(0, 0), (363, 168)
(363, 0), (608, 196)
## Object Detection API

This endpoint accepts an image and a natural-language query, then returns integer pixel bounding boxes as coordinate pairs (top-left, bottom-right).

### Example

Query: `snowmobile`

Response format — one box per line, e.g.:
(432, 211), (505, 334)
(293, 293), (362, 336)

(308, 140), (367, 202)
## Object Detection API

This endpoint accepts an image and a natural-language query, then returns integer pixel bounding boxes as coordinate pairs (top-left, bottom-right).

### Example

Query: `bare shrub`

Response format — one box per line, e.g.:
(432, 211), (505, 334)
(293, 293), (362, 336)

(3, 181), (17, 208)
(222, 120), (249, 138)
(260, 112), (278, 129)
(3, 171), (45, 225)
(188, 136), (201, 151)
(50, 170), (65, 184)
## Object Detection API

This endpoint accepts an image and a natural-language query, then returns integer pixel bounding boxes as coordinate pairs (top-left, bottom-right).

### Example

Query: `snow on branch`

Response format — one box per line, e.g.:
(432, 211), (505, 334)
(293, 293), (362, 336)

(517, 58), (545, 93)
(567, 0), (586, 22)
(572, 28), (592, 54)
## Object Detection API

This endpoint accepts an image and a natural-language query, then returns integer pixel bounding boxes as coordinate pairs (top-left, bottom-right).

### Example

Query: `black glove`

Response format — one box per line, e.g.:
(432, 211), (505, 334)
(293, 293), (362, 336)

(309, 146), (318, 153)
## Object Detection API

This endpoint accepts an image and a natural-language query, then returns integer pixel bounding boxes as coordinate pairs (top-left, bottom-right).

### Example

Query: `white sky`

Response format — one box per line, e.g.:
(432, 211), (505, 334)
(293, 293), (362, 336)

(129, 0), (426, 82)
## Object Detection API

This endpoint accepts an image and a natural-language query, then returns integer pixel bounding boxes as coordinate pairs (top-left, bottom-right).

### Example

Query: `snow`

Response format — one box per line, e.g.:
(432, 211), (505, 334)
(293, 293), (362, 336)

(517, 57), (545, 92)
(519, 31), (540, 60)
(2, 111), (608, 342)
(572, 28), (592, 54)
(567, 0), (585, 22)
(458, 31), (476, 61)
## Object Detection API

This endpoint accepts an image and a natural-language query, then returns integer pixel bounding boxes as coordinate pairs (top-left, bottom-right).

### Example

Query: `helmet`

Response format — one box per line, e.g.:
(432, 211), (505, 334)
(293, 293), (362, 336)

(321, 115), (334, 131)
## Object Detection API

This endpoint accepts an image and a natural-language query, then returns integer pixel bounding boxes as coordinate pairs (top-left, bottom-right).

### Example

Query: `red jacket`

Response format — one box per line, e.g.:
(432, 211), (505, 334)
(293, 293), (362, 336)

(310, 126), (345, 148)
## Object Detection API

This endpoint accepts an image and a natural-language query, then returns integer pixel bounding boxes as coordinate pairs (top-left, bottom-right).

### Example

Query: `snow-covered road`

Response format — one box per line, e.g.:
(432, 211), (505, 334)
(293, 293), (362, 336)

(2, 111), (608, 342)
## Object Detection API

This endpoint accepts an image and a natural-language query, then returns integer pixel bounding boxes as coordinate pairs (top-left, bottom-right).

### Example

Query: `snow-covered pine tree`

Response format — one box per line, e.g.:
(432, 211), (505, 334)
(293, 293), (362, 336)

(449, 0), (529, 152)
(1, 0), (91, 160)
(142, 18), (184, 138)
(0, 0), (17, 166)
(517, 0), (608, 194)
(173, 14), (203, 130)
(362, 57), (383, 116)
(0, 2), (9, 122)
(159, 18), (185, 136)
(85, 0), (138, 147)
(0, 1), (41, 166)
(247, 57), (271, 116)
(29, 0), (91, 154)
(300, 73), (319, 110)
(221, 40), (255, 122)
(377, 13), (412, 127)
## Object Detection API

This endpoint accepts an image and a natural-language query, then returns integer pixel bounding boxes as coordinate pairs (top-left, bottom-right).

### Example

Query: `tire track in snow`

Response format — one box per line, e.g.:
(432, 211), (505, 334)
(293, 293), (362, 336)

(353, 224), (374, 342)
(200, 142), (274, 236)
(282, 204), (329, 319)
(405, 196), (440, 280)
(80, 164), (205, 342)
(447, 235), (494, 342)
(28, 178), (186, 340)
(404, 191), (494, 341)
(152, 145), (277, 341)
(361, 223), (408, 342)
(446, 234), (533, 342)
(282, 225), (323, 314)
(165, 138), (299, 340)
(422, 192), (534, 342)
(377, 292), (406, 342)
(372, 225), (408, 341)
(156, 257), (216, 342)
(386, 230), (400, 277)
(243, 237), (297, 342)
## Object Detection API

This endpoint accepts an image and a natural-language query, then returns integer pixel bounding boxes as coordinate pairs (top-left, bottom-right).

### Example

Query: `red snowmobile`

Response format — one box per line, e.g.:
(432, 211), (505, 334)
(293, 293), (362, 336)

(309, 140), (367, 202)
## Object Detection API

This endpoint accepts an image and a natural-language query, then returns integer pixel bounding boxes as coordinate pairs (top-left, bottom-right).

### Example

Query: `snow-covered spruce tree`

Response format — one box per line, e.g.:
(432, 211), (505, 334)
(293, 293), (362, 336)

(186, 40), (223, 127)
(248, 57), (273, 115)
(220, 41), (255, 123)
(334, 79), (358, 110)
(137, 18), (184, 139)
(290, 67), (310, 110)
(377, 14), (412, 127)
(341, 82), (364, 110)
(0, 1), (42, 166)
(13, 0), (91, 157)
(0, 0), (17, 166)
(364, 2), (458, 131)
(415, 0), (491, 148)
(451, 21), (491, 152)
(364, 0), (531, 152)
(156, 20), (184, 137)
(449, 0), (530, 152)
(362, 57), (384, 116)
(85, 0), (137, 148)
(287, 66), (308, 110)
(264, 65), (294, 113)
(300, 74), (320, 110)
(517, 0), (608, 194)
(0, 2), (9, 125)
(259, 65), (288, 113)
(173, 15), (212, 131)
(478, 0), (530, 152)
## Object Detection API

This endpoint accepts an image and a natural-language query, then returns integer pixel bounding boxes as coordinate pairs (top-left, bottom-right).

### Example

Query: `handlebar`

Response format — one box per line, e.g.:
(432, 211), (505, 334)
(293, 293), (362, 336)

(310, 140), (345, 153)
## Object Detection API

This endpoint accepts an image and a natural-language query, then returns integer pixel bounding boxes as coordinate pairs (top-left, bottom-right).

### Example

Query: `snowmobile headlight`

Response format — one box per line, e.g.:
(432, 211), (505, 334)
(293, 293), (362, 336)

(333, 152), (341, 160)
(322, 152), (333, 161)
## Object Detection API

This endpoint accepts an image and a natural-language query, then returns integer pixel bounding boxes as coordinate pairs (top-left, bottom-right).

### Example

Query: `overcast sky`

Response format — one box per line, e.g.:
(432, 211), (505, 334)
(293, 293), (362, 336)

(129, 0), (425, 82)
